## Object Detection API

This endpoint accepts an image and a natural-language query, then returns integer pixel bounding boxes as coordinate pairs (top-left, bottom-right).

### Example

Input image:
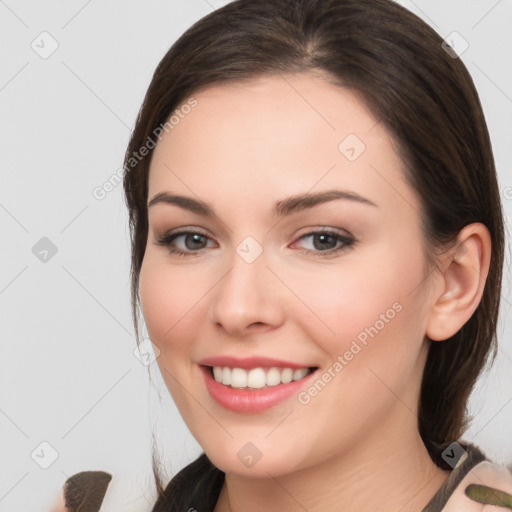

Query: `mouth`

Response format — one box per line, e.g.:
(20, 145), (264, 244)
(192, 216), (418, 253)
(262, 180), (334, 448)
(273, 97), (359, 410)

(205, 365), (317, 389)
(199, 364), (319, 413)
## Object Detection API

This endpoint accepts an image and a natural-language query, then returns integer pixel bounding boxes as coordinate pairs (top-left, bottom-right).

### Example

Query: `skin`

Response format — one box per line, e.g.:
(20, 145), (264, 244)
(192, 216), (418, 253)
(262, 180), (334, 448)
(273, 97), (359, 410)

(140, 72), (491, 512)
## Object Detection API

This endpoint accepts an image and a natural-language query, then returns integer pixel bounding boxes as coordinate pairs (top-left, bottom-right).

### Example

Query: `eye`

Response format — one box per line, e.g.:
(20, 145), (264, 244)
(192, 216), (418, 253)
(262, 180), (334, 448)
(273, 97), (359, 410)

(155, 229), (216, 257)
(155, 227), (356, 258)
(291, 229), (355, 256)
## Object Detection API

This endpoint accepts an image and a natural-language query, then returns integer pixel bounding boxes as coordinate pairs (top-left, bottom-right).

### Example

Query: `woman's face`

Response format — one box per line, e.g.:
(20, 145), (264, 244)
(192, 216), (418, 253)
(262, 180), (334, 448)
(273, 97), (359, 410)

(140, 72), (441, 476)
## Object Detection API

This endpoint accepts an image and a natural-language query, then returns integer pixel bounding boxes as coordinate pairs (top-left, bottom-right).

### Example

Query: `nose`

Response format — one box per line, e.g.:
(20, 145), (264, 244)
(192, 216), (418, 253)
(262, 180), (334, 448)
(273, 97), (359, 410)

(209, 247), (285, 337)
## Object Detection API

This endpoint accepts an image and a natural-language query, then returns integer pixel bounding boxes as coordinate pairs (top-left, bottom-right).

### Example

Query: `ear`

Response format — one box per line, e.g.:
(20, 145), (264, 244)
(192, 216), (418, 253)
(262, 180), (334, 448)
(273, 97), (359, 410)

(425, 223), (492, 342)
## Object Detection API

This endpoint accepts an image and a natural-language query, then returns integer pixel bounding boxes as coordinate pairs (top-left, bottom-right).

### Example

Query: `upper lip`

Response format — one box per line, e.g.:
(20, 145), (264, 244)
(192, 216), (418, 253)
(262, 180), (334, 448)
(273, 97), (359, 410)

(198, 356), (316, 370)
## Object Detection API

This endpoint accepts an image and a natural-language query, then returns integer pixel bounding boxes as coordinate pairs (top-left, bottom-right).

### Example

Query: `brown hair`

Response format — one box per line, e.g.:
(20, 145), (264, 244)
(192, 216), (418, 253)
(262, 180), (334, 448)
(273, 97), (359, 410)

(122, 0), (505, 509)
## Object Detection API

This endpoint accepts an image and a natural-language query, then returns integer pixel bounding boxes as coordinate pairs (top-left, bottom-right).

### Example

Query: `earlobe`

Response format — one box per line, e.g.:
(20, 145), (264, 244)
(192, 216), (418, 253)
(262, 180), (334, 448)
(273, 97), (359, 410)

(426, 223), (492, 342)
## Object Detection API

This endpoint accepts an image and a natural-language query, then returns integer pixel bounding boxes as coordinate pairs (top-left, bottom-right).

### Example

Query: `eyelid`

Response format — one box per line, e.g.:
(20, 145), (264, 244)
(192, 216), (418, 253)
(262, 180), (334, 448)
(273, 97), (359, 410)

(155, 227), (217, 249)
(156, 226), (212, 240)
(292, 225), (353, 239)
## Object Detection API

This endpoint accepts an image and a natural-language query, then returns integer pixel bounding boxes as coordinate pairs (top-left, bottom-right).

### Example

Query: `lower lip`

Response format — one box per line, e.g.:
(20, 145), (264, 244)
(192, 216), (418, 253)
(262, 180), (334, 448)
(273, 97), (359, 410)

(200, 365), (317, 413)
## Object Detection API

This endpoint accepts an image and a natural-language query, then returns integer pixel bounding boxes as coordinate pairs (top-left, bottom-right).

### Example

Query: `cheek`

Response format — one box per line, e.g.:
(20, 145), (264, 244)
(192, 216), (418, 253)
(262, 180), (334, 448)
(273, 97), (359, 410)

(139, 252), (222, 366)
(290, 262), (412, 340)
(139, 255), (204, 410)
(287, 245), (428, 372)
(139, 258), (168, 345)
(289, 271), (427, 448)
(139, 255), (194, 352)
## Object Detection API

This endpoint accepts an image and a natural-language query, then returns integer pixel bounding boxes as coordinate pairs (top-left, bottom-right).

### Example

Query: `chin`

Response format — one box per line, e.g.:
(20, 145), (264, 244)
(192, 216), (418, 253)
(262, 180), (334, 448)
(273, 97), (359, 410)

(203, 442), (308, 478)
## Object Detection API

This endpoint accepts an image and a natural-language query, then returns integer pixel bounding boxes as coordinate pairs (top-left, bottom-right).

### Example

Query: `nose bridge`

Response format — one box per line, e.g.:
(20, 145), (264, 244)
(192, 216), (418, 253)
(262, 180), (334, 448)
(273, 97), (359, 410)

(210, 237), (282, 333)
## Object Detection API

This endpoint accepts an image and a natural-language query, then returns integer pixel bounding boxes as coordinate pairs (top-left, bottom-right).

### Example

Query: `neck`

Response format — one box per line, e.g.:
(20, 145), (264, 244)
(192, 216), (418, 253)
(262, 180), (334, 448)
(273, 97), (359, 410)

(214, 412), (450, 512)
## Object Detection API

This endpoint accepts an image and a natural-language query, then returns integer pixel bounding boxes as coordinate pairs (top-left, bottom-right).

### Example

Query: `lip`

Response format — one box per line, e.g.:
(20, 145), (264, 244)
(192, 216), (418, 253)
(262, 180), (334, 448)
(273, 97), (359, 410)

(198, 355), (314, 370)
(199, 364), (318, 413)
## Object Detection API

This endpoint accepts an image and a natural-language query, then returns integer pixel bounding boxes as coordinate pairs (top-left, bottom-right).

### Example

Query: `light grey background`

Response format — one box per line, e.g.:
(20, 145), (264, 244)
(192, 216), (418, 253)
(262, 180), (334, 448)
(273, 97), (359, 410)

(1, 1), (511, 511)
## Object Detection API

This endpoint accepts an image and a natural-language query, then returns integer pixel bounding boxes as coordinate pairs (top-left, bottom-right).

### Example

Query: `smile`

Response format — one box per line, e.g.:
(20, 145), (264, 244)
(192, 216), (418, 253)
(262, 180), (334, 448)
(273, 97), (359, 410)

(200, 363), (318, 413)
(211, 366), (313, 389)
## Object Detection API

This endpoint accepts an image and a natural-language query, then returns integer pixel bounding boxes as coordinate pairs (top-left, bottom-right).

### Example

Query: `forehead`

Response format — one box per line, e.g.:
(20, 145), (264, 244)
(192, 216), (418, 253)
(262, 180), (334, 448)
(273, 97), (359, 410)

(148, 73), (420, 220)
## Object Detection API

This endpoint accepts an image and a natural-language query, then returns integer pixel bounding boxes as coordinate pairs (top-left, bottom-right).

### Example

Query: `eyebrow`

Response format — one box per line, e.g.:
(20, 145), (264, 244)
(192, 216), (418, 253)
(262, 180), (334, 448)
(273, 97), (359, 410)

(147, 189), (377, 217)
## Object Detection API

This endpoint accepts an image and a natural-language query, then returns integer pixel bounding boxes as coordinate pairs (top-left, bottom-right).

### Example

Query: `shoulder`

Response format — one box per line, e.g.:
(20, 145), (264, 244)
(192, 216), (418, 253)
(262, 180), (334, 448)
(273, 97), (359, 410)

(441, 458), (512, 511)
(55, 470), (112, 512)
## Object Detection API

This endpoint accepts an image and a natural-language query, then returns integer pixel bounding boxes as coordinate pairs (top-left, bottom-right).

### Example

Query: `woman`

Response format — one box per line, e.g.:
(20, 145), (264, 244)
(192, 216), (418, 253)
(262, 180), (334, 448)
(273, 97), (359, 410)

(58, 0), (512, 510)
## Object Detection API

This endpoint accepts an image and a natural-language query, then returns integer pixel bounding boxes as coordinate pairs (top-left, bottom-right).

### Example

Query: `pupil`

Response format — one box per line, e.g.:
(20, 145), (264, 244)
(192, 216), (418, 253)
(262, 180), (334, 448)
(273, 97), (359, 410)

(314, 233), (335, 250)
(186, 234), (206, 250)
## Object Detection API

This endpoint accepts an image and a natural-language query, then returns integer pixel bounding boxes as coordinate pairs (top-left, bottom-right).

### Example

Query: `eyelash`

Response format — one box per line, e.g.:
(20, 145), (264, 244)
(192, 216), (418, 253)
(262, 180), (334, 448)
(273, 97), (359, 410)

(155, 228), (356, 258)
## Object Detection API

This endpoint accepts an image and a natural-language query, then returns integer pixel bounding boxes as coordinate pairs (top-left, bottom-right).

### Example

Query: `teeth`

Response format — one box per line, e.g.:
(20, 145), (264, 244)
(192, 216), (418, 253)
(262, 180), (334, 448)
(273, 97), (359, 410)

(213, 366), (223, 382)
(211, 366), (311, 389)
(231, 368), (248, 388)
(247, 368), (266, 389)
(281, 368), (293, 384)
(293, 368), (309, 380)
(266, 367), (281, 386)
